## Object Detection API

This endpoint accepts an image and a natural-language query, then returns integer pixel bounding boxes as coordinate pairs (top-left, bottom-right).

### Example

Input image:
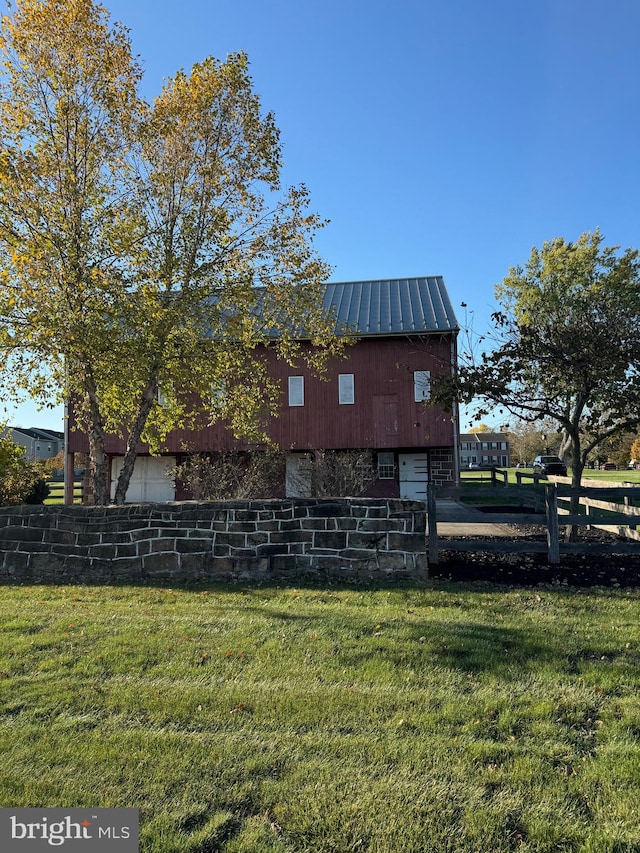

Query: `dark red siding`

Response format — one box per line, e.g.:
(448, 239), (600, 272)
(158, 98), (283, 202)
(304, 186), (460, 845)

(69, 334), (455, 455)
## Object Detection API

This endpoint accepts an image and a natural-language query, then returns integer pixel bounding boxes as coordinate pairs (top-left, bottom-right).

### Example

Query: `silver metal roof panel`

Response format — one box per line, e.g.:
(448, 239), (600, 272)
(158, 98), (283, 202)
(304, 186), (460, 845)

(322, 277), (458, 336)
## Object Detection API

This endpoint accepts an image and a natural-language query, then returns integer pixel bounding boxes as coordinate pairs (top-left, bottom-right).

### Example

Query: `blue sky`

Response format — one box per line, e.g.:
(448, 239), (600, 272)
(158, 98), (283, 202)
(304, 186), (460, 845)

(6, 0), (640, 429)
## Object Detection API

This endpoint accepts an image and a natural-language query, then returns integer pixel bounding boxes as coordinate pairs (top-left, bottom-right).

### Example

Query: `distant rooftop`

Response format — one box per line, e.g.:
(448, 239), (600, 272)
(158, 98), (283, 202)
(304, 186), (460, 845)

(9, 426), (64, 440)
(323, 277), (459, 336)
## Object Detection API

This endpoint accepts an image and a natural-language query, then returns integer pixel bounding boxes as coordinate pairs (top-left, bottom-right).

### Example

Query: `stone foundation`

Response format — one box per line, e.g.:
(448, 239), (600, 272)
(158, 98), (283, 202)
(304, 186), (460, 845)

(430, 449), (454, 486)
(0, 499), (427, 584)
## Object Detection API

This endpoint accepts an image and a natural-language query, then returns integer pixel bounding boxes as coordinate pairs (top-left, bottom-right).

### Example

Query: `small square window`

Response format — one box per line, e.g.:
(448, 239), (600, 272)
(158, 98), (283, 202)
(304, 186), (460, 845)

(377, 451), (395, 479)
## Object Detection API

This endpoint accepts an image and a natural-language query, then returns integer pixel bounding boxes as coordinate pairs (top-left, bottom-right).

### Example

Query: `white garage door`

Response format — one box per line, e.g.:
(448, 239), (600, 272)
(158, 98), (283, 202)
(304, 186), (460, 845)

(399, 452), (428, 500)
(110, 456), (176, 503)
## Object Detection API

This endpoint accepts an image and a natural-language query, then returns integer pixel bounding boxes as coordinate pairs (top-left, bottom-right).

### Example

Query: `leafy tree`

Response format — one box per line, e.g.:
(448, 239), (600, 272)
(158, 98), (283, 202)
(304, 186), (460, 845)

(597, 430), (637, 470)
(0, 434), (48, 505)
(0, 0), (144, 504)
(507, 420), (560, 465)
(0, 0), (343, 505)
(436, 231), (640, 522)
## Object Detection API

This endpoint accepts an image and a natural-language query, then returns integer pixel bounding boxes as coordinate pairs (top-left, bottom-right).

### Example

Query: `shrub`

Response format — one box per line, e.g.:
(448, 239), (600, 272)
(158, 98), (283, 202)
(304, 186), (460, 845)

(310, 449), (376, 497)
(174, 450), (286, 500)
(0, 436), (49, 505)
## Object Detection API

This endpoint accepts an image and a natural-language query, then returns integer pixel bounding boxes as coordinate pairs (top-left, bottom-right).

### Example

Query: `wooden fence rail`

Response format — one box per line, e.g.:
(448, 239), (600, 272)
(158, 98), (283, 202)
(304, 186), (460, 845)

(45, 478), (84, 505)
(428, 482), (640, 566)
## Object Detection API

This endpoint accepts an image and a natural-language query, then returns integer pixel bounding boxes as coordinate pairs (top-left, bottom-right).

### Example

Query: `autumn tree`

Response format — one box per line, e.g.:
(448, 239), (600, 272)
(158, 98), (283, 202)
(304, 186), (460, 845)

(435, 231), (640, 517)
(105, 53), (341, 505)
(0, 0), (144, 504)
(0, 0), (342, 505)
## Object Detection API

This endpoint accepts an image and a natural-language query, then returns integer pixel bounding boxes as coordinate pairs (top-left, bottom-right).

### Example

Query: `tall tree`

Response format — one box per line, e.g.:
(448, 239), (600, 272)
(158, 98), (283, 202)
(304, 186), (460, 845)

(106, 53), (342, 505)
(0, 1), (342, 505)
(435, 231), (640, 518)
(0, 0), (144, 504)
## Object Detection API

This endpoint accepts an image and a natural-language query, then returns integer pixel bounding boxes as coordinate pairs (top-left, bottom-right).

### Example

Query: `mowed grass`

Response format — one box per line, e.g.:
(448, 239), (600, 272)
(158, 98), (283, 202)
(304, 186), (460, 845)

(1, 581), (639, 852)
(461, 468), (640, 486)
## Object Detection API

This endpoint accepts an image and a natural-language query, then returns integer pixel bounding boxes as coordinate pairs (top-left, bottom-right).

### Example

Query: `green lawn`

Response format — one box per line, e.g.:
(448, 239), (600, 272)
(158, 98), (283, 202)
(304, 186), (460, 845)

(461, 467), (640, 486)
(44, 479), (84, 505)
(1, 581), (639, 852)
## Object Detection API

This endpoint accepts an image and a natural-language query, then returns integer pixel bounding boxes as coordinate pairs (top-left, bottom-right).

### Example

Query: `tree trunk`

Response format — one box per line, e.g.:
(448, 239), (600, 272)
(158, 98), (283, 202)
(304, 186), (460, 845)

(565, 436), (584, 543)
(84, 386), (110, 505)
(113, 380), (158, 505)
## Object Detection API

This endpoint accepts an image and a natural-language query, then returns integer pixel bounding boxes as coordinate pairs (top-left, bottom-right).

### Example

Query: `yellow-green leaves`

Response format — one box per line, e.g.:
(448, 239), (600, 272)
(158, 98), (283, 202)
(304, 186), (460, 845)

(0, 2), (341, 504)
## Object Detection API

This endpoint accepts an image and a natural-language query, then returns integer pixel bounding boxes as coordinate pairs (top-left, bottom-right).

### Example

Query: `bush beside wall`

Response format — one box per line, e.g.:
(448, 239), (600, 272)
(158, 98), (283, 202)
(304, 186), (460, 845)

(0, 499), (427, 584)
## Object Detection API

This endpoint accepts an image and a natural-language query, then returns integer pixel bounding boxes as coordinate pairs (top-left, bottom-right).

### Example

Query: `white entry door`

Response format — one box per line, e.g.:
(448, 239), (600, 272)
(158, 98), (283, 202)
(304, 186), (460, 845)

(110, 456), (176, 503)
(399, 452), (428, 500)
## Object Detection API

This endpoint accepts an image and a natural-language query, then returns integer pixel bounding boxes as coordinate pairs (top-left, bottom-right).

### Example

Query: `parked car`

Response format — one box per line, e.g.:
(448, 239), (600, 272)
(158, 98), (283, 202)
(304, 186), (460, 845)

(533, 455), (567, 477)
(601, 462), (616, 470)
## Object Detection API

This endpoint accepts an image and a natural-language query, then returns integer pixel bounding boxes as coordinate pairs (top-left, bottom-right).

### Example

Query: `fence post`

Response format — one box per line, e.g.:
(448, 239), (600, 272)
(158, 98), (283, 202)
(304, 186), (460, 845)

(545, 483), (560, 564)
(426, 486), (438, 567)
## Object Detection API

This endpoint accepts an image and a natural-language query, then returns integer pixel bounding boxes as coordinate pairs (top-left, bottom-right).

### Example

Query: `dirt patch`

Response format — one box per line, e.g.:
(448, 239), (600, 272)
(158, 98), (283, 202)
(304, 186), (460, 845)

(474, 505), (538, 514)
(432, 528), (640, 588)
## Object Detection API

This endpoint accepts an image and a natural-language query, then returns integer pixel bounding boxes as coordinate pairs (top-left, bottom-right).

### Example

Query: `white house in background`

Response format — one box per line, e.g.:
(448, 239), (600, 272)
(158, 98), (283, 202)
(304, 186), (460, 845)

(459, 432), (510, 468)
(6, 427), (64, 461)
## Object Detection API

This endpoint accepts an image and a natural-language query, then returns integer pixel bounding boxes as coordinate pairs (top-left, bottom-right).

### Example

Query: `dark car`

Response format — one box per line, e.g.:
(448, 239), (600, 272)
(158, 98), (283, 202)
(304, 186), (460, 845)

(533, 455), (567, 477)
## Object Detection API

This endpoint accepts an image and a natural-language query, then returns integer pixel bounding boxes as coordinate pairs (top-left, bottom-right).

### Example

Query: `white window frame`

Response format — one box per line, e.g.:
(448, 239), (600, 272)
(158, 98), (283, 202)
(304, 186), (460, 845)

(377, 451), (395, 480)
(288, 376), (304, 407)
(413, 370), (431, 402)
(338, 373), (355, 405)
(210, 380), (227, 411)
(157, 385), (172, 408)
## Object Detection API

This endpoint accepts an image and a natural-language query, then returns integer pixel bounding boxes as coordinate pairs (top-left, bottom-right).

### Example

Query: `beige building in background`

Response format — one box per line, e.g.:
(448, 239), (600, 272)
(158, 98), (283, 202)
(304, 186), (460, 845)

(459, 432), (510, 468)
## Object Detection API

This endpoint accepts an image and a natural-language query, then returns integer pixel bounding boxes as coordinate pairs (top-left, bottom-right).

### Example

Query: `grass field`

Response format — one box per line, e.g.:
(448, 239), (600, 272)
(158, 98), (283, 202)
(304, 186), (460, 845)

(461, 467), (640, 487)
(1, 580), (639, 852)
(44, 479), (84, 505)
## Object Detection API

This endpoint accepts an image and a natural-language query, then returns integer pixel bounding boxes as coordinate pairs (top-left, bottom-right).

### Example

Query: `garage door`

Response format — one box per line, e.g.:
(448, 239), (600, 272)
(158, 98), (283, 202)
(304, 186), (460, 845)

(110, 456), (176, 503)
(399, 452), (428, 500)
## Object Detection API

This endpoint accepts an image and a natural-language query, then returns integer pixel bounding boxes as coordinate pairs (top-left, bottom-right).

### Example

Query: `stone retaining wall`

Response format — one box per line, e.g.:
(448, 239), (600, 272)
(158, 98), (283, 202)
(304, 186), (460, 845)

(0, 499), (427, 583)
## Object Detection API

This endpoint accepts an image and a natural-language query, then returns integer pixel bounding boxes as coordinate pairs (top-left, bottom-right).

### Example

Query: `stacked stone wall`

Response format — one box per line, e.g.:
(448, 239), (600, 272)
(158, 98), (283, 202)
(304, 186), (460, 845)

(0, 499), (427, 584)
(430, 449), (454, 486)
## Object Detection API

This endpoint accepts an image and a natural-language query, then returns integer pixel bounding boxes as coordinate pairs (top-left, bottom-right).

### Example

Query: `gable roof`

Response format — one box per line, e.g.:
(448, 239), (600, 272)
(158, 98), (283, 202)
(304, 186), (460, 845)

(323, 277), (458, 336)
(10, 427), (63, 441)
(460, 432), (508, 443)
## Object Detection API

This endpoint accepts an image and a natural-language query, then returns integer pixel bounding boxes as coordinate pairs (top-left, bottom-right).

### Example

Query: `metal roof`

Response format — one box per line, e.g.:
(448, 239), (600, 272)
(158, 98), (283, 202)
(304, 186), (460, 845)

(322, 277), (458, 336)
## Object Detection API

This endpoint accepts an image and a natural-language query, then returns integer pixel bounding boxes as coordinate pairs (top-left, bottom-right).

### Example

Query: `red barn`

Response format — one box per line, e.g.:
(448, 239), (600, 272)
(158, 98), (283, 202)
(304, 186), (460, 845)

(69, 277), (460, 501)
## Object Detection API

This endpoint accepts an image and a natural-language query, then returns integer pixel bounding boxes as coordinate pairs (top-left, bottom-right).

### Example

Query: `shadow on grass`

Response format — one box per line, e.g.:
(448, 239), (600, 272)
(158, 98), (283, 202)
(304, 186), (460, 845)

(331, 619), (560, 676)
